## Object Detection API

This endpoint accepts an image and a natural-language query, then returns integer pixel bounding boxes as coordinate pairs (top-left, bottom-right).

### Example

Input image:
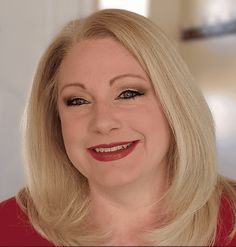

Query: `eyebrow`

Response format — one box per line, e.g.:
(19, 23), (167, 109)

(60, 74), (147, 94)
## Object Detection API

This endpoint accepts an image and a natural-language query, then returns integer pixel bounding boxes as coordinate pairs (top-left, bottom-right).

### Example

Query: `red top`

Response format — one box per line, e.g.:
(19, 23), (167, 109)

(0, 196), (235, 246)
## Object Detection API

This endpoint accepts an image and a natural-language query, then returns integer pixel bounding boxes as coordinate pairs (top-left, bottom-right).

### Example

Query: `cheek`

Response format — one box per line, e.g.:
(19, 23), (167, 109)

(59, 112), (88, 158)
(149, 108), (170, 145)
(134, 102), (169, 132)
(60, 116), (75, 145)
(135, 104), (171, 152)
(59, 113), (89, 175)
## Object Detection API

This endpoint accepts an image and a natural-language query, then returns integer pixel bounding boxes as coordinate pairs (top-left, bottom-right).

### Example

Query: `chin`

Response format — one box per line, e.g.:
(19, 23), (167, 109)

(91, 168), (142, 188)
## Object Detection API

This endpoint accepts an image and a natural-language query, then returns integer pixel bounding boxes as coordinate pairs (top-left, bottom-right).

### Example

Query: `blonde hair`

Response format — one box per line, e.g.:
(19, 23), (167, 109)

(17, 9), (236, 246)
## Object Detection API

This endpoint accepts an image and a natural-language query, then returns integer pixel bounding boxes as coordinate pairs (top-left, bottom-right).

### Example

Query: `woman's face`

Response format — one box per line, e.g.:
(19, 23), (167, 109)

(58, 38), (171, 188)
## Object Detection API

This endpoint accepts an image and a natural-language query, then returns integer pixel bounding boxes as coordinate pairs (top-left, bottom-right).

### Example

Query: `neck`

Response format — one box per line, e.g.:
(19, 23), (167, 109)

(87, 171), (169, 245)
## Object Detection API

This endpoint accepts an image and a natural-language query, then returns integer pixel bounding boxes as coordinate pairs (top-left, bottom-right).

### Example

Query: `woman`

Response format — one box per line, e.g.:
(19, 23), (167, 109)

(0, 9), (236, 246)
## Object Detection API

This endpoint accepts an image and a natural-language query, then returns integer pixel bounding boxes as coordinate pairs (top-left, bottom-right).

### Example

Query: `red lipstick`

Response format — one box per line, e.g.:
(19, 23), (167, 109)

(87, 140), (140, 162)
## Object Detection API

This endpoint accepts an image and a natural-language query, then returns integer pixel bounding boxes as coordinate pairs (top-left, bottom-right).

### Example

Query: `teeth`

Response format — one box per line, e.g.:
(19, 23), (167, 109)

(94, 142), (132, 153)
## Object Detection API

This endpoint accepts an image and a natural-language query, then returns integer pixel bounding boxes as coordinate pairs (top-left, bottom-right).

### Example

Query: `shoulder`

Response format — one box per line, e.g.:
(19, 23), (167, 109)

(214, 194), (236, 246)
(0, 197), (54, 246)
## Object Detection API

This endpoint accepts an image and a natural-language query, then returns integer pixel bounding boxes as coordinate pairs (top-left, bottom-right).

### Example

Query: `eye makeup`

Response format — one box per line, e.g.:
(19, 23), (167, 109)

(61, 84), (149, 107)
(64, 97), (89, 106)
(116, 88), (145, 100)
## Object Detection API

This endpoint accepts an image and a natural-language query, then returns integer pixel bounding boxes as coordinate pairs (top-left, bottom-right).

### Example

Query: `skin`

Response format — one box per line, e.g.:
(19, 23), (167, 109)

(57, 38), (171, 244)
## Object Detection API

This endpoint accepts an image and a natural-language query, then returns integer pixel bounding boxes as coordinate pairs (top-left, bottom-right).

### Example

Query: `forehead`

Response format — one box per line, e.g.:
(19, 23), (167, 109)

(63, 38), (139, 65)
(58, 38), (150, 85)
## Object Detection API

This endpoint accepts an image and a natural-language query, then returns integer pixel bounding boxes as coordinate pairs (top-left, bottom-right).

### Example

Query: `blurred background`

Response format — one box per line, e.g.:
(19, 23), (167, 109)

(0, 0), (235, 200)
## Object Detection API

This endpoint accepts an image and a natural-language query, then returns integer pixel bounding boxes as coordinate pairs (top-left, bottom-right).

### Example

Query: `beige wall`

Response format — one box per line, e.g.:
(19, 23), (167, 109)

(149, 0), (236, 178)
(180, 0), (236, 29)
(179, 35), (236, 96)
(149, 0), (182, 43)
(179, 0), (236, 96)
(179, 1), (236, 178)
(179, 35), (236, 178)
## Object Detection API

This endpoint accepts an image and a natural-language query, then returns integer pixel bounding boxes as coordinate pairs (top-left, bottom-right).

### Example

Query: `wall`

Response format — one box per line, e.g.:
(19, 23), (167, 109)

(148, 0), (236, 178)
(149, 0), (182, 43)
(0, 0), (95, 201)
(179, 0), (236, 178)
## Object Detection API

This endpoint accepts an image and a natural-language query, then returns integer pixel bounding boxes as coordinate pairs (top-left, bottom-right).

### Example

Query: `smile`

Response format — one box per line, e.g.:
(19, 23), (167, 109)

(94, 142), (132, 153)
(87, 140), (140, 162)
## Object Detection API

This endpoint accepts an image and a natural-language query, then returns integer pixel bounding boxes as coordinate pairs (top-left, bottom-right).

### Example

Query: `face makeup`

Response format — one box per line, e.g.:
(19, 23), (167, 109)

(58, 38), (171, 187)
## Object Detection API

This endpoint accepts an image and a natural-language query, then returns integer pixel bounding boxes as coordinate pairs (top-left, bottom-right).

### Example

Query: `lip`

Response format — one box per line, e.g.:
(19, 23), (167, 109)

(87, 140), (140, 162)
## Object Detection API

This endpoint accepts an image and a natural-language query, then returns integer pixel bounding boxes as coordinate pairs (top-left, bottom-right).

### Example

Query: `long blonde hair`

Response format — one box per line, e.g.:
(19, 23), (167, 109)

(17, 9), (236, 246)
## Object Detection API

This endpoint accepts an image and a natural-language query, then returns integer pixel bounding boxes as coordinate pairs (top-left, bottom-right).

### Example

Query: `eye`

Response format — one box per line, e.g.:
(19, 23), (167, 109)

(65, 97), (89, 106)
(117, 89), (145, 100)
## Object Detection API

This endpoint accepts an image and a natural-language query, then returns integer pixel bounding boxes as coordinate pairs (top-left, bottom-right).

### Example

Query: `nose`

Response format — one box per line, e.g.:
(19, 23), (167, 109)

(88, 102), (122, 135)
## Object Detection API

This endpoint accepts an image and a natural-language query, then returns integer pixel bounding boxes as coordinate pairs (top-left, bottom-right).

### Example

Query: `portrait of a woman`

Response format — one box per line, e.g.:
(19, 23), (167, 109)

(0, 8), (236, 246)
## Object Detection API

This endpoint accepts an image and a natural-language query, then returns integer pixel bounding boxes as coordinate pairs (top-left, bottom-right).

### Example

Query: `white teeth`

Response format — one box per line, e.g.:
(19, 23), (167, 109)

(94, 142), (132, 153)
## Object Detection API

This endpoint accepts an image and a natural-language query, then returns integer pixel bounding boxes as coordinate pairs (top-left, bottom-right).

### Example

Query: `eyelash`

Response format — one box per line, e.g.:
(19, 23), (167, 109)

(117, 89), (145, 100)
(65, 89), (145, 106)
(65, 98), (88, 106)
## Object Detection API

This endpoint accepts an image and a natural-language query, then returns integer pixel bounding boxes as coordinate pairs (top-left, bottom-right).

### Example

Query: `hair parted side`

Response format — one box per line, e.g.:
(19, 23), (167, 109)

(16, 8), (236, 246)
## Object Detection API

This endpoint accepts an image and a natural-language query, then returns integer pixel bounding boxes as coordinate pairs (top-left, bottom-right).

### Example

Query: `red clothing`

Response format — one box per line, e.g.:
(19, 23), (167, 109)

(0, 197), (53, 246)
(0, 196), (236, 246)
(214, 196), (236, 246)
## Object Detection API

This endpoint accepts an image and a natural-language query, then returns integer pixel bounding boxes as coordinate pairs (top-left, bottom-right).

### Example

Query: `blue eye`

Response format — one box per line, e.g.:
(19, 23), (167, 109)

(117, 89), (144, 100)
(65, 97), (89, 106)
